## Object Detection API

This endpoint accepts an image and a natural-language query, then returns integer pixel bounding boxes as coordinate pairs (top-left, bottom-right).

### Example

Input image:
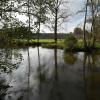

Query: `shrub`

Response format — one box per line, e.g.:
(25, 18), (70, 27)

(64, 34), (77, 49)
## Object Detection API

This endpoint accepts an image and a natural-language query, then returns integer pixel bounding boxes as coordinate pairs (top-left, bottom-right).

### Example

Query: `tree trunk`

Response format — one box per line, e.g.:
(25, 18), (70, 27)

(83, 0), (88, 48)
(54, 0), (58, 44)
(28, 0), (31, 44)
(37, 0), (41, 43)
(38, 21), (40, 43)
(91, 0), (96, 48)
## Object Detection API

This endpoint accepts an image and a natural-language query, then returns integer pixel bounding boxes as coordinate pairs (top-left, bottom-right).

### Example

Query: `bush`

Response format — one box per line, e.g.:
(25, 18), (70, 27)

(64, 34), (77, 49)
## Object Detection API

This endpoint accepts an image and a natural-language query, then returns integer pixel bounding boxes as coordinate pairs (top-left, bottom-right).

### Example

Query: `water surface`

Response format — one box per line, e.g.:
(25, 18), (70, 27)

(0, 47), (100, 100)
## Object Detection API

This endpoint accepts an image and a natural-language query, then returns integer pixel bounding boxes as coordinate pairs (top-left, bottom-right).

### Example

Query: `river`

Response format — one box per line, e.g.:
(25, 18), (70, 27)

(0, 47), (100, 100)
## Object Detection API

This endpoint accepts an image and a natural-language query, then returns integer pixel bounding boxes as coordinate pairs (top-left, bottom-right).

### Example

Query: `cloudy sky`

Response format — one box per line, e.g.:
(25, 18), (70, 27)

(63, 0), (86, 33)
(44, 0), (86, 33)
(16, 0), (86, 33)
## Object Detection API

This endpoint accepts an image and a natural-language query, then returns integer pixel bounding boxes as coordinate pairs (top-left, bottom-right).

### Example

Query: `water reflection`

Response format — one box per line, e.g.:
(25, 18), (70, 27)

(83, 52), (100, 100)
(0, 77), (10, 100)
(0, 49), (22, 73)
(27, 47), (31, 100)
(64, 52), (77, 65)
(49, 47), (63, 100)
(37, 46), (43, 93)
(0, 47), (100, 100)
(54, 47), (58, 81)
(0, 49), (22, 100)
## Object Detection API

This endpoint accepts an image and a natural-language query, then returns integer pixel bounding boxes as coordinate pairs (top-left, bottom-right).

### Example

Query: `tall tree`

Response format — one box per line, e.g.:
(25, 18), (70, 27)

(91, 0), (100, 47)
(34, 0), (49, 42)
(83, 0), (89, 48)
(48, 0), (69, 43)
(54, 0), (58, 43)
(84, 0), (100, 48)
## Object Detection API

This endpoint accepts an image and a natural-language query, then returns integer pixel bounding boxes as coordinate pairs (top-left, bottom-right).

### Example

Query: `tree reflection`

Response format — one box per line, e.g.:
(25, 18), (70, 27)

(0, 78), (10, 100)
(0, 48), (22, 100)
(0, 49), (22, 74)
(49, 47), (63, 100)
(63, 51), (77, 65)
(27, 47), (31, 100)
(37, 47), (47, 94)
(37, 46), (42, 93)
(54, 48), (58, 81)
(83, 52), (100, 100)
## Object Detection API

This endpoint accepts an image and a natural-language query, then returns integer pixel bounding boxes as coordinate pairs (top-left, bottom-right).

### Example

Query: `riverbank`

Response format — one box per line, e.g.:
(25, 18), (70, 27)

(42, 39), (100, 52)
(1, 39), (100, 52)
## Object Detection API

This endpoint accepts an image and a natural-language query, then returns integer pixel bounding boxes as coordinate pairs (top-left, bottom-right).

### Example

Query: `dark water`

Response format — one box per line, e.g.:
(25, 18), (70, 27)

(0, 47), (100, 100)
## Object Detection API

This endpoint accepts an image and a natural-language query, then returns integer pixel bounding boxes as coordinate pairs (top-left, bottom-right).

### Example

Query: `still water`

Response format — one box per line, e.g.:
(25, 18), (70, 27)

(0, 47), (100, 100)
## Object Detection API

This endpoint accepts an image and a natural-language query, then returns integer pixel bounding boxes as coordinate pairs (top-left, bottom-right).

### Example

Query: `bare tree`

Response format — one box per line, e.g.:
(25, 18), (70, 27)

(85, 0), (100, 48)
(83, 0), (89, 48)
(48, 0), (69, 43)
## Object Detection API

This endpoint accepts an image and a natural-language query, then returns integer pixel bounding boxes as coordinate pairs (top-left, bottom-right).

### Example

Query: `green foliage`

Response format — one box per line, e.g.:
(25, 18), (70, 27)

(64, 34), (78, 49)
(77, 39), (84, 48)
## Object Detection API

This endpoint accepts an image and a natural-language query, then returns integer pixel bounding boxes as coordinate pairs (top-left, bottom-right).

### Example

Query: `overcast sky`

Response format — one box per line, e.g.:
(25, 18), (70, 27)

(14, 0), (86, 33)
(63, 0), (86, 33)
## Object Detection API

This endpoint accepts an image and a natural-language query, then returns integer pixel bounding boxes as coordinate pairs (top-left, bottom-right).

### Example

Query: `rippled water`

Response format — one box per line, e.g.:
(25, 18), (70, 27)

(0, 47), (100, 100)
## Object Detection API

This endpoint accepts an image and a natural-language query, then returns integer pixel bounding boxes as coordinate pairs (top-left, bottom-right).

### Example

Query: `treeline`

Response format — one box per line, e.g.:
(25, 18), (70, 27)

(70, 27), (100, 40)
(31, 33), (67, 39)
(0, 27), (66, 39)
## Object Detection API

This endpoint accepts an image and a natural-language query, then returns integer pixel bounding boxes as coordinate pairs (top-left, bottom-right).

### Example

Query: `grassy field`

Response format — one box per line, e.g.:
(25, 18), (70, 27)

(12, 39), (64, 48)
(4, 39), (100, 50)
(42, 39), (100, 50)
(42, 39), (65, 49)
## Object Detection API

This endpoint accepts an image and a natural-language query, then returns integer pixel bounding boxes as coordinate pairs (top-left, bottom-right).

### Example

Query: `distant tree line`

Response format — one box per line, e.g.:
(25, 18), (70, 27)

(70, 27), (92, 39)
(0, 26), (67, 39)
